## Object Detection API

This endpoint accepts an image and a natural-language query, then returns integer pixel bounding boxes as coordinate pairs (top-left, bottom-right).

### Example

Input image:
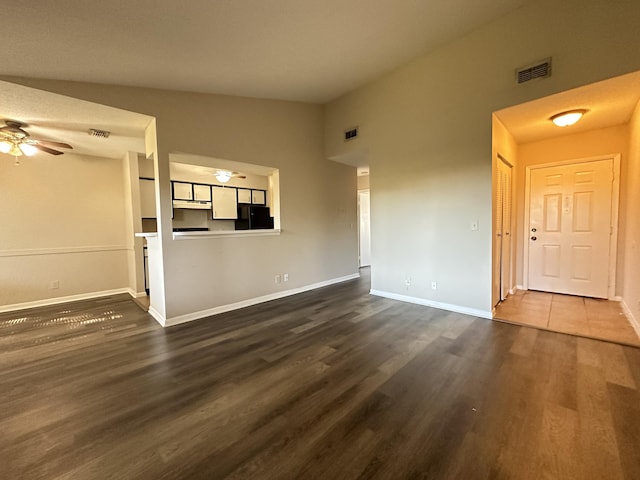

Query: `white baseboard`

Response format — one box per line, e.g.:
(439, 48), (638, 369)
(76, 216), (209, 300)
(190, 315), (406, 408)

(127, 289), (148, 299)
(0, 288), (131, 314)
(621, 299), (640, 338)
(515, 285), (525, 292)
(369, 289), (493, 320)
(148, 306), (166, 326)
(163, 273), (361, 327)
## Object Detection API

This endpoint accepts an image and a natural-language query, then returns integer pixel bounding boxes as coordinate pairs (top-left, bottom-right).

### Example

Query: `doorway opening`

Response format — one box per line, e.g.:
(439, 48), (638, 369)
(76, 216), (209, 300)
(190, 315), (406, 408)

(357, 166), (371, 268)
(490, 70), (640, 345)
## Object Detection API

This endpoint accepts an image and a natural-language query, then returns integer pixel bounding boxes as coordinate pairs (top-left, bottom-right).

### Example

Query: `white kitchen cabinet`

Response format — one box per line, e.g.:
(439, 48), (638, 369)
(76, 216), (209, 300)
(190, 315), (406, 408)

(173, 182), (193, 200)
(237, 188), (251, 204)
(251, 190), (266, 205)
(212, 187), (238, 219)
(139, 179), (156, 218)
(193, 184), (211, 201)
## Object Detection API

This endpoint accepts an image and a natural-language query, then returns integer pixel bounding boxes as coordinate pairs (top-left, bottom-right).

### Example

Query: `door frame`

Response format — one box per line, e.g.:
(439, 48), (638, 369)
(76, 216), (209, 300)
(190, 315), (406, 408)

(497, 154), (514, 302)
(357, 189), (371, 267)
(522, 154), (620, 299)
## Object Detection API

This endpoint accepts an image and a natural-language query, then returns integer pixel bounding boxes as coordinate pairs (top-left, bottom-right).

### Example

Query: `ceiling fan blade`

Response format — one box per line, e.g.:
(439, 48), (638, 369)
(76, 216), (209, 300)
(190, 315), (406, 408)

(34, 139), (73, 150)
(35, 144), (64, 155)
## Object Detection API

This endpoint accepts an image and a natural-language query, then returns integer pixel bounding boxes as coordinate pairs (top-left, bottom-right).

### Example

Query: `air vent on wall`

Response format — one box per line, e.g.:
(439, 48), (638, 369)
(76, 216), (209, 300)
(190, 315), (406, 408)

(516, 58), (552, 84)
(89, 128), (111, 138)
(344, 126), (358, 141)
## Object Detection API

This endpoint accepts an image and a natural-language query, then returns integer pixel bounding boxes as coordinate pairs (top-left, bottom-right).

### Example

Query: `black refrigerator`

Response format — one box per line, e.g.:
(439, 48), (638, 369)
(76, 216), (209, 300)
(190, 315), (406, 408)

(235, 205), (274, 230)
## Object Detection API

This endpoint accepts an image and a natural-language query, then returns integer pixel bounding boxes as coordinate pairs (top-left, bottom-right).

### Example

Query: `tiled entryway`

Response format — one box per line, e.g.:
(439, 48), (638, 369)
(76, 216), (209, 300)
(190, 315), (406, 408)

(494, 290), (640, 346)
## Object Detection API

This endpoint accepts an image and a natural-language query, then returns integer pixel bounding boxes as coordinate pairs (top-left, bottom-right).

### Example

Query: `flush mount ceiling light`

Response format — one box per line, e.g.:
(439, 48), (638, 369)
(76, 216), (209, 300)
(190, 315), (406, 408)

(550, 109), (587, 127)
(215, 170), (232, 183)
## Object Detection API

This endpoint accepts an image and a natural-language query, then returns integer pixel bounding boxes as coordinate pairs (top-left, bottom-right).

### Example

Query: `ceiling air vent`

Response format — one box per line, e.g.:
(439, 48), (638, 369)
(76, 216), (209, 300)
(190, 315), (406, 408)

(516, 58), (552, 84)
(89, 128), (111, 138)
(344, 126), (358, 142)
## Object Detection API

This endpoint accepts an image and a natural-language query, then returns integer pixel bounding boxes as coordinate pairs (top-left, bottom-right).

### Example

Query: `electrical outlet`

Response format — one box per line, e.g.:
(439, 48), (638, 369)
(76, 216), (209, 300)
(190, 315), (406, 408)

(470, 220), (479, 231)
(283, 273), (289, 282)
(275, 275), (281, 284)
(49, 280), (59, 289)
(431, 281), (437, 290)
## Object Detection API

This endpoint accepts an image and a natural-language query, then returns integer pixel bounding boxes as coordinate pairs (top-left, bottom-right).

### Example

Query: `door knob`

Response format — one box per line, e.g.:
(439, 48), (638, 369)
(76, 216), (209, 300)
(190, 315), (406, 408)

(531, 236), (537, 241)
(531, 228), (537, 232)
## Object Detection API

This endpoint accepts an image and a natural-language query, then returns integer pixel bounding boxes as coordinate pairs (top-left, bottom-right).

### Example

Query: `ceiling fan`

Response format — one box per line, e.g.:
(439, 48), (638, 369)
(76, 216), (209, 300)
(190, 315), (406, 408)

(0, 120), (73, 160)
(215, 170), (246, 183)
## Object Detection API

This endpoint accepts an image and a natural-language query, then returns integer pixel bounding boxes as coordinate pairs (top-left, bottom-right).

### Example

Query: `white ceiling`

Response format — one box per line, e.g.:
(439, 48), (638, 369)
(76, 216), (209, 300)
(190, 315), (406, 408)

(2, 2), (637, 162)
(0, 80), (150, 159)
(1, 0), (532, 103)
(495, 70), (640, 144)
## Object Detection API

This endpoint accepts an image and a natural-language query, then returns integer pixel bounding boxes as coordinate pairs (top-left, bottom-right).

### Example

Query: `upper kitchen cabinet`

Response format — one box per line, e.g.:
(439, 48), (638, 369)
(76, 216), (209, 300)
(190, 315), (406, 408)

(173, 181), (193, 200)
(193, 184), (212, 201)
(237, 188), (252, 204)
(238, 188), (266, 205)
(212, 187), (238, 219)
(251, 190), (266, 205)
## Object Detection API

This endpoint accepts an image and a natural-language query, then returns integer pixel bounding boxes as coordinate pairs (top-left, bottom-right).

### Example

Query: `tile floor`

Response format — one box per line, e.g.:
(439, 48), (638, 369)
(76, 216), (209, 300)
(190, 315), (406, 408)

(494, 290), (640, 346)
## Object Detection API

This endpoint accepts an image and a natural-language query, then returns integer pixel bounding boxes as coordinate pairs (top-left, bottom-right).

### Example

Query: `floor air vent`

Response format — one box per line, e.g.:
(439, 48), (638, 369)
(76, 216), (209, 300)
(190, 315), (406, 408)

(516, 58), (552, 84)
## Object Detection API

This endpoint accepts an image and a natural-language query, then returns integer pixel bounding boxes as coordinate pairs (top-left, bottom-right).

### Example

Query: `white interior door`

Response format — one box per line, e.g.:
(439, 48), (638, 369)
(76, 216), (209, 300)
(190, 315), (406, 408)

(494, 157), (513, 304)
(528, 159), (613, 298)
(358, 190), (371, 267)
(499, 158), (513, 300)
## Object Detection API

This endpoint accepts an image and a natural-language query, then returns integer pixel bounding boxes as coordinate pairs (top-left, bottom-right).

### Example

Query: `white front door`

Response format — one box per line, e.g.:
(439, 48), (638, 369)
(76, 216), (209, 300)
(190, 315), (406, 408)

(358, 190), (371, 267)
(528, 159), (614, 298)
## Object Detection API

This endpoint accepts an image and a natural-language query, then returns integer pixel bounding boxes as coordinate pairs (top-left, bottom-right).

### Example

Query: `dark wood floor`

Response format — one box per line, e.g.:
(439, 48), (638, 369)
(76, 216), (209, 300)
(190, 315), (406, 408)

(2, 269), (639, 479)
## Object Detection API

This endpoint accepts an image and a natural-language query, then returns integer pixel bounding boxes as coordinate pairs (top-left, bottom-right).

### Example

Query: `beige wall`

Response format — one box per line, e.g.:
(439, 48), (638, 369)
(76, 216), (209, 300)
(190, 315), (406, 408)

(324, 0), (640, 314)
(1, 78), (358, 321)
(0, 152), (130, 308)
(623, 102), (640, 328)
(516, 125), (629, 294)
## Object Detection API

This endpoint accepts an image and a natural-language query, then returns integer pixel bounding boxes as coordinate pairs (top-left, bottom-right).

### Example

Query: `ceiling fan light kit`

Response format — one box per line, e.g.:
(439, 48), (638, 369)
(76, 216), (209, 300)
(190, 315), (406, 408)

(215, 170), (232, 183)
(214, 170), (246, 183)
(0, 120), (73, 162)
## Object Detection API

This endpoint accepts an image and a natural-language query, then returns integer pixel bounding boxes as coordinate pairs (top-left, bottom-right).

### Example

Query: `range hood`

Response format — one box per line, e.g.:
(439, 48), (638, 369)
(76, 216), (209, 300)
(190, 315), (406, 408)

(172, 200), (212, 210)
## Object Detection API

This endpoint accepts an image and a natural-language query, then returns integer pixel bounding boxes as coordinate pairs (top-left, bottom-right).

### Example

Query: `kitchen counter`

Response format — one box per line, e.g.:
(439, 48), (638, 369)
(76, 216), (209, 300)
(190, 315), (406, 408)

(136, 229), (281, 240)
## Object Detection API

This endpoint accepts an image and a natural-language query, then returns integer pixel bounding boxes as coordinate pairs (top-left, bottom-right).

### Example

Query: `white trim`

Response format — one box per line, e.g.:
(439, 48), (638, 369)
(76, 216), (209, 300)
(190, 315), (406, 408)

(163, 273), (360, 327)
(369, 289), (493, 320)
(522, 154), (620, 299)
(515, 284), (525, 291)
(621, 300), (640, 339)
(148, 306), (166, 326)
(127, 289), (148, 299)
(0, 245), (129, 257)
(0, 288), (131, 314)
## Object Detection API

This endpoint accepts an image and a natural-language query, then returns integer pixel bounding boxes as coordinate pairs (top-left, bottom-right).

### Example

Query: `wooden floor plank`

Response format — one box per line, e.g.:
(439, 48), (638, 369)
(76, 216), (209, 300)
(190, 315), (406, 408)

(1, 269), (639, 479)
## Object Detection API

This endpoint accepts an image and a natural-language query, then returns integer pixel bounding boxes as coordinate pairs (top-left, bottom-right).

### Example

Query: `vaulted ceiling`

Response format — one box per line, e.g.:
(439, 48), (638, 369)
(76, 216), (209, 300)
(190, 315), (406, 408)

(2, 0), (532, 103)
